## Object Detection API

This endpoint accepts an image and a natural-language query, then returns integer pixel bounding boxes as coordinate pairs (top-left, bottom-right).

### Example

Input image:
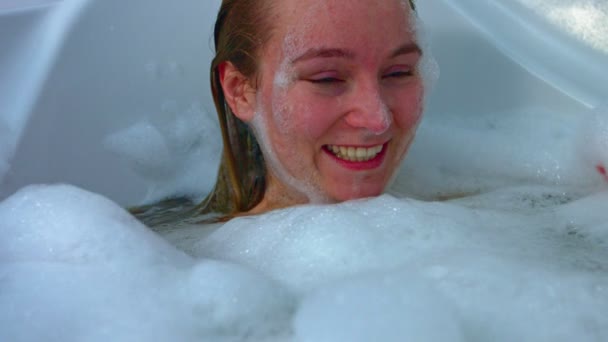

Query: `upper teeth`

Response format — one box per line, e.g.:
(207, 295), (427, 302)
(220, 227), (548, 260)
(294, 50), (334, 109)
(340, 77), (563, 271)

(327, 144), (383, 162)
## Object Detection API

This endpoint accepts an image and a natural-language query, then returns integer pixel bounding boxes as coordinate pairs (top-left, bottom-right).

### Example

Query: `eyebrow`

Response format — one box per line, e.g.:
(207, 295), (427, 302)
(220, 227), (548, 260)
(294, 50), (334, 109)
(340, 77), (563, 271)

(290, 42), (421, 64)
(390, 42), (422, 58)
(290, 48), (356, 64)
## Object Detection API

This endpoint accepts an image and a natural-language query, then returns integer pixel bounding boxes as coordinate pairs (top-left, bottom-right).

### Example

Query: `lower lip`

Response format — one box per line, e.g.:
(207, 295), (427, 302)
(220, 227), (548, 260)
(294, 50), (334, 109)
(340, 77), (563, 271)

(323, 143), (388, 171)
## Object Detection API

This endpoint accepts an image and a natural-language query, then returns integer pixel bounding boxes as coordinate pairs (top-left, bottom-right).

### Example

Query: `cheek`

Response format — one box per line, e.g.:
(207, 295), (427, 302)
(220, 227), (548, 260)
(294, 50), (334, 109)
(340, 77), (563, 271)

(270, 88), (341, 141)
(391, 83), (424, 130)
(268, 91), (295, 135)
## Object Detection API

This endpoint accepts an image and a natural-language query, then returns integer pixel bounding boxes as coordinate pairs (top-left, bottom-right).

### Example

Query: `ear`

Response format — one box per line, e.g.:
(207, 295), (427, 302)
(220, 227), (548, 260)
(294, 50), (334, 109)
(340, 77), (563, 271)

(219, 61), (257, 122)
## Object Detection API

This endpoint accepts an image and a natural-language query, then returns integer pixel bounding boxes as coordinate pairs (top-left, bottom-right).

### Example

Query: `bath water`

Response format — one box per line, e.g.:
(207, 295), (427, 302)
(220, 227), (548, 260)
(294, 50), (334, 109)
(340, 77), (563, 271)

(2, 104), (608, 341)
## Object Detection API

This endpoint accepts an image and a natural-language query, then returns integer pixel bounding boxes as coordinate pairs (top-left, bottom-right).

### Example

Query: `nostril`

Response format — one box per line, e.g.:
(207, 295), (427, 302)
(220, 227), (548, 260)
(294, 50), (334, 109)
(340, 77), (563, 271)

(344, 107), (392, 134)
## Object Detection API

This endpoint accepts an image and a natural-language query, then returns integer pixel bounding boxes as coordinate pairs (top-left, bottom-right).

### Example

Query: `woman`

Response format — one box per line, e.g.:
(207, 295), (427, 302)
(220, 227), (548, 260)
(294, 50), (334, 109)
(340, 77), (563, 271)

(195, 0), (428, 221)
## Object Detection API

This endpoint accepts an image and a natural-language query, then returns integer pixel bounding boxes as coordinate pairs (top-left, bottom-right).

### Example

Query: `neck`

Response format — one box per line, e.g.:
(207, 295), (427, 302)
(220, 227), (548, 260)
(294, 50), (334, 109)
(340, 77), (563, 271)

(247, 171), (311, 215)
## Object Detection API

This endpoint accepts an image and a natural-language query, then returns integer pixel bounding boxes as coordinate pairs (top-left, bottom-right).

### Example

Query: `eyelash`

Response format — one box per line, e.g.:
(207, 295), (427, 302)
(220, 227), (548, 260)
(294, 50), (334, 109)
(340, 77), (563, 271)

(309, 76), (344, 84)
(308, 70), (414, 84)
(384, 69), (414, 79)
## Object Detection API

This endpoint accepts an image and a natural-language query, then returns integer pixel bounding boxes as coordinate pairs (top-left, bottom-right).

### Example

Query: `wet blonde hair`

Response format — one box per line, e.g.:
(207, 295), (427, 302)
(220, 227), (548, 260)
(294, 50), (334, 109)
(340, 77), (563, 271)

(196, 0), (416, 220)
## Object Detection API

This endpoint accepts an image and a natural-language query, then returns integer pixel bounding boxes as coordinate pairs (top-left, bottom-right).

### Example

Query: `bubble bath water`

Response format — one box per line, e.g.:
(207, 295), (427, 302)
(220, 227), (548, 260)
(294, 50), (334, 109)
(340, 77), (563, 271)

(2, 182), (608, 341)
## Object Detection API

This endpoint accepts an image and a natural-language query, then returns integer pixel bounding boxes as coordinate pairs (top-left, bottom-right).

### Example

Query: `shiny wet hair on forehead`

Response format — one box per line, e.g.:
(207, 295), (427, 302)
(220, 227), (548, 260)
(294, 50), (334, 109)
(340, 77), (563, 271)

(196, 0), (417, 221)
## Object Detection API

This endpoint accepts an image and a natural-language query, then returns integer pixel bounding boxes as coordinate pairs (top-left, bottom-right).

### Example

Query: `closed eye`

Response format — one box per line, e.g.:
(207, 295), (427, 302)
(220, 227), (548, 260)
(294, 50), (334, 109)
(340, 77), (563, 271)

(383, 70), (414, 79)
(309, 77), (344, 84)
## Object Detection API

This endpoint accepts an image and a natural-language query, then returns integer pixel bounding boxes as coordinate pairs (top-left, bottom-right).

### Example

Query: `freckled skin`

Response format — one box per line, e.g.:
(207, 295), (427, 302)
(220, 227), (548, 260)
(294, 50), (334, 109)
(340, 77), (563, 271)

(248, 0), (424, 212)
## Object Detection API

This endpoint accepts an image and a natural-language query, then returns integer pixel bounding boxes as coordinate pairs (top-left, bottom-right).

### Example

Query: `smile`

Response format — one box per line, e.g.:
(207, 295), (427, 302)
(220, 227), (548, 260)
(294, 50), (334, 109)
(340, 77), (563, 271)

(325, 144), (384, 162)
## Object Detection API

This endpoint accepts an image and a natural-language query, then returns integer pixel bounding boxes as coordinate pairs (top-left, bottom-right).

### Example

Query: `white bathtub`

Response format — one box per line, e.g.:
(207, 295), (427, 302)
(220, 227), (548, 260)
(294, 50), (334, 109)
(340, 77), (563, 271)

(0, 0), (606, 205)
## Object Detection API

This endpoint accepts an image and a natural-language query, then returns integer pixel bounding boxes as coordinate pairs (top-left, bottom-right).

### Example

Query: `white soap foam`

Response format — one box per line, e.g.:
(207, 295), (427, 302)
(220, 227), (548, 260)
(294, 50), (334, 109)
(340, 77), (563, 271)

(193, 191), (606, 286)
(519, 0), (608, 54)
(251, 110), (328, 205)
(2, 166), (608, 341)
(0, 185), (295, 342)
(294, 273), (465, 342)
(396, 106), (603, 200)
(411, 9), (440, 97)
(193, 189), (608, 340)
(0, 184), (186, 264)
(103, 103), (222, 204)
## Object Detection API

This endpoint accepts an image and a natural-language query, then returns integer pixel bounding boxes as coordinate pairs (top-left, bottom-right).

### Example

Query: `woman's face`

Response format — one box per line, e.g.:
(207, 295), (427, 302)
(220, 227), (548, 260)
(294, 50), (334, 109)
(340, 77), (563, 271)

(247, 0), (424, 208)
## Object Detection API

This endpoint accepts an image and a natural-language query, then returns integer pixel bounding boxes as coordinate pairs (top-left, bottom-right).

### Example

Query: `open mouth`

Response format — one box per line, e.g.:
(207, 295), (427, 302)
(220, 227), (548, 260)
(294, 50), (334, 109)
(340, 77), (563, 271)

(324, 143), (386, 162)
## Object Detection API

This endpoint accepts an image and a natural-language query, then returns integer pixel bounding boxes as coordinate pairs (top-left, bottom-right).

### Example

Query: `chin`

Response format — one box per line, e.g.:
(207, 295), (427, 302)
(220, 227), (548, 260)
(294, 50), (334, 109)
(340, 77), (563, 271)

(329, 184), (386, 202)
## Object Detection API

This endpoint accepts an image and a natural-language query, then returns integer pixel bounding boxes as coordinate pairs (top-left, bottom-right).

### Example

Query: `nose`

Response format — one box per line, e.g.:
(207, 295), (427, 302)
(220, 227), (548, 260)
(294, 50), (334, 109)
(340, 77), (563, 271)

(343, 82), (391, 134)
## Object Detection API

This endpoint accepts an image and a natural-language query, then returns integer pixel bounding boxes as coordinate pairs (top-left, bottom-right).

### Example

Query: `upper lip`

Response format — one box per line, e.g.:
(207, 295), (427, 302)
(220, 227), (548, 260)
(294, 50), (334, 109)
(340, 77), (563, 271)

(323, 141), (389, 148)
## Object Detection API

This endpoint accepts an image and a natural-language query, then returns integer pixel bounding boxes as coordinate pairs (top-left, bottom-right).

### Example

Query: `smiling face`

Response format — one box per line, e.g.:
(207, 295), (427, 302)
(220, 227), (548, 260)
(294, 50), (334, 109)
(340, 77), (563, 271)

(225, 0), (424, 212)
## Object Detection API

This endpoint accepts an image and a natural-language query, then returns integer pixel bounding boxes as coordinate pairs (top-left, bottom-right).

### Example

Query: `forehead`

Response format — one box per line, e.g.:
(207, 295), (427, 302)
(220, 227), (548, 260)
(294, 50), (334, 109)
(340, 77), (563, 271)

(269, 0), (415, 57)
